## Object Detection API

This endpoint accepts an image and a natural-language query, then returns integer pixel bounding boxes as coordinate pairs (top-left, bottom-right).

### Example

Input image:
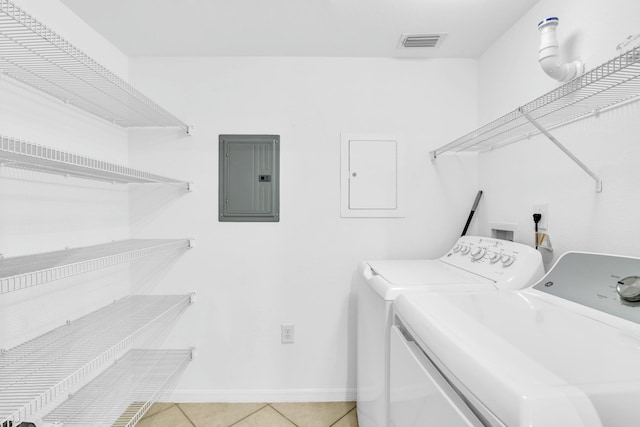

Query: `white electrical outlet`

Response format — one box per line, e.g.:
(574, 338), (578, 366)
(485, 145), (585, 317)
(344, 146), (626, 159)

(281, 324), (295, 344)
(533, 203), (549, 230)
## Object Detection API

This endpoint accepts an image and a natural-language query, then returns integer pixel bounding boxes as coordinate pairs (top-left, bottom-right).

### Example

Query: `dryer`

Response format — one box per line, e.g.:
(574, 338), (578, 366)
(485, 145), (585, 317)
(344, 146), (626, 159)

(391, 252), (640, 426)
(356, 236), (544, 427)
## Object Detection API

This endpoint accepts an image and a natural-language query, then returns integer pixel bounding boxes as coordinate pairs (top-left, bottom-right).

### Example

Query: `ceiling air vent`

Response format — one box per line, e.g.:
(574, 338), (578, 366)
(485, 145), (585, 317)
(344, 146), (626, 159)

(398, 33), (447, 48)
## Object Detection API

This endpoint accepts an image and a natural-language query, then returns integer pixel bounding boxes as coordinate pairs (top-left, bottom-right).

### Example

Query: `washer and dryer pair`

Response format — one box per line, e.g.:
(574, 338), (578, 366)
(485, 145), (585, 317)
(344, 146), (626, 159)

(356, 236), (545, 427)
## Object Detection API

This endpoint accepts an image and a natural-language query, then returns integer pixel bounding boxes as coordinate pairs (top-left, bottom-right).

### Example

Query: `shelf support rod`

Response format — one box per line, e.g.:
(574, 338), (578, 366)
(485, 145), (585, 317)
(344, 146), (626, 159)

(519, 108), (602, 193)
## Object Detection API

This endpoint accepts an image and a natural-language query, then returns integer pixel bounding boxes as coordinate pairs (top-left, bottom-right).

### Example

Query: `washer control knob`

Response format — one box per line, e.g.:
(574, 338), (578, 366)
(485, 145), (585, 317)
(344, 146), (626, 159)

(471, 247), (486, 260)
(489, 252), (501, 263)
(460, 245), (470, 255)
(453, 244), (461, 253)
(616, 276), (640, 302)
(501, 254), (515, 267)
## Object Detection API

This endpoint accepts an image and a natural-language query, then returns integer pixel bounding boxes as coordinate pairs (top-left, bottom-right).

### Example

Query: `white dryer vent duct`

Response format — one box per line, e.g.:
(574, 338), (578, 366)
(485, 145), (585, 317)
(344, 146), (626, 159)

(538, 17), (584, 82)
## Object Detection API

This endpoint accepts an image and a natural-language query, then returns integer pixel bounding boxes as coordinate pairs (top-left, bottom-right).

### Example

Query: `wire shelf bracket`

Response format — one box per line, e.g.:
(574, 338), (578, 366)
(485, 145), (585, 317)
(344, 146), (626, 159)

(0, 239), (192, 294)
(0, 294), (193, 425)
(0, 0), (190, 132)
(520, 109), (602, 193)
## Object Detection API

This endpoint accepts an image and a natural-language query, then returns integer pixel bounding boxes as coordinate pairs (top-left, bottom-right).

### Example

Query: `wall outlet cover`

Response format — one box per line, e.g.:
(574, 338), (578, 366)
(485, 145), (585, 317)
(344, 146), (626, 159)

(533, 203), (549, 230)
(281, 324), (295, 344)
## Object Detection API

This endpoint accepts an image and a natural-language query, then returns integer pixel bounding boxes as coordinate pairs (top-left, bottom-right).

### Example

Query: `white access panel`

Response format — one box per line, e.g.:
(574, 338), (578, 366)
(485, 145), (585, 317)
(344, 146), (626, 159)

(341, 134), (402, 218)
(349, 139), (396, 209)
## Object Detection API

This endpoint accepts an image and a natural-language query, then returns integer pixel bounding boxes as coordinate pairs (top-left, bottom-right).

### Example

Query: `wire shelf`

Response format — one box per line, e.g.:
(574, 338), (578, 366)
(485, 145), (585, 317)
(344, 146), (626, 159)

(431, 46), (640, 157)
(0, 294), (192, 424)
(0, 239), (191, 294)
(43, 349), (192, 427)
(0, 135), (189, 186)
(0, 0), (189, 131)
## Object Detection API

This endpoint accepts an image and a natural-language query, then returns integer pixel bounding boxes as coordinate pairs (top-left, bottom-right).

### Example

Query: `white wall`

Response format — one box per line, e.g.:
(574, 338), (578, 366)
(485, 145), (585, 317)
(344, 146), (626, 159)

(0, 0), (131, 348)
(128, 57), (479, 401)
(476, 0), (640, 264)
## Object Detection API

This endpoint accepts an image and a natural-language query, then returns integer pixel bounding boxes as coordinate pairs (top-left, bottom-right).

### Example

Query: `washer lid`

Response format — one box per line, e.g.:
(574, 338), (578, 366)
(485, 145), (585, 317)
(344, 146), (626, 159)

(366, 260), (491, 285)
(394, 290), (640, 427)
(364, 260), (495, 300)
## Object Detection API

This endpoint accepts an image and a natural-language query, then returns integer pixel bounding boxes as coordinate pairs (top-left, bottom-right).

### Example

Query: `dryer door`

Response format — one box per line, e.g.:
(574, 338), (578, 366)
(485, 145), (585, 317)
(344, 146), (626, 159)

(390, 325), (483, 427)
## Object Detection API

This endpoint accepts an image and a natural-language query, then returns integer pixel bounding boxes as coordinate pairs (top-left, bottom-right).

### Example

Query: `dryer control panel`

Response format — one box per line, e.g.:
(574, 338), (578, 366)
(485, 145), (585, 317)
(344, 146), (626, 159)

(533, 252), (640, 324)
(441, 236), (544, 290)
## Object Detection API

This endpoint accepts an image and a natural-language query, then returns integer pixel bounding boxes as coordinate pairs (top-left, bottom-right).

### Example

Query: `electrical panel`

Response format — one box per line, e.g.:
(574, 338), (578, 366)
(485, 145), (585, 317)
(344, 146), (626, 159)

(219, 135), (280, 222)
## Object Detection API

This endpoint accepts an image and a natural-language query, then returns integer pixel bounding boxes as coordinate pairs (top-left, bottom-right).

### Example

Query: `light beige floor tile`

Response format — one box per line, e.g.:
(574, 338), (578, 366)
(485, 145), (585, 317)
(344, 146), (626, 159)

(232, 406), (296, 427)
(135, 405), (194, 427)
(178, 402), (267, 426)
(270, 402), (356, 427)
(141, 402), (175, 419)
(331, 408), (359, 427)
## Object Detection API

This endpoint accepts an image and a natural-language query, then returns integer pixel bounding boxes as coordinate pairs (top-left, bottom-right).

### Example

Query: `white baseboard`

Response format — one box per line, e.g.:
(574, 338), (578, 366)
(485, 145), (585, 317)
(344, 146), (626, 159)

(169, 388), (357, 403)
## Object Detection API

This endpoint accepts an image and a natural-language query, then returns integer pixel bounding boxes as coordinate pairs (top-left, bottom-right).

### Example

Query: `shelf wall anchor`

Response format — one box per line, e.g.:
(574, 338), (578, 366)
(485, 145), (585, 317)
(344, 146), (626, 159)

(519, 108), (603, 193)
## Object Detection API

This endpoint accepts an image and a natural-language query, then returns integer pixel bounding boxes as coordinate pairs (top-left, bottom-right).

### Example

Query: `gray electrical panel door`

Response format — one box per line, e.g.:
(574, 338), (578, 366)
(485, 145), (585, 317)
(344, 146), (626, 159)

(219, 135), (280, 222)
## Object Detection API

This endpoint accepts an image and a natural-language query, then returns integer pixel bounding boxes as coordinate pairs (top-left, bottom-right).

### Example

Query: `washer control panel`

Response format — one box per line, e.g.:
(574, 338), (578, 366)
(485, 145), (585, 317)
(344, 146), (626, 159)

(449, 237), (523, 267)
(441, 236), (543, 289)
(533, 252), (640, 323)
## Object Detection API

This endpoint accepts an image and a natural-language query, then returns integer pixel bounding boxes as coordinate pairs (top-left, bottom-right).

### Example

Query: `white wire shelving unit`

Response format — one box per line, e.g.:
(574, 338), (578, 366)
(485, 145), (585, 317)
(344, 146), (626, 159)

(43, 348), (193, 427)
(0, 0), (190, 133)
(0, 135), (191, 188)
(0, 239), (192, 294)
(0, 294), (193, 425)
(430, 46), (640, 192)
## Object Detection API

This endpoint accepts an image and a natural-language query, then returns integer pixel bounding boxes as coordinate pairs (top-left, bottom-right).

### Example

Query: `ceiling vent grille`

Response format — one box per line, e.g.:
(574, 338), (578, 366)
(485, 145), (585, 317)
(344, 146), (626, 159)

(399, 33), (447, 48)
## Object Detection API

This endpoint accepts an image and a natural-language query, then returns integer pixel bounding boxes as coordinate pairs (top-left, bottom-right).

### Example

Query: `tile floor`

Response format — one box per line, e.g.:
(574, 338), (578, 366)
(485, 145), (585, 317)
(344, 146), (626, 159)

(136, 401), (358, 427)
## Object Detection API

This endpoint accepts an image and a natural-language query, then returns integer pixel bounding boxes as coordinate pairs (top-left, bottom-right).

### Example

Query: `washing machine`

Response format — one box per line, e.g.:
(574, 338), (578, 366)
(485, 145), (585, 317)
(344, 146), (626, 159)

(390, 251), (640, 426)
(356, 235), (544, 427)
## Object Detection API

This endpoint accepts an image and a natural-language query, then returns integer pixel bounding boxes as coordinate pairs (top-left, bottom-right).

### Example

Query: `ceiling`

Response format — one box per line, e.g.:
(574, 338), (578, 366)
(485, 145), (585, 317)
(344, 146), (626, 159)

(60, 0), (539, 58)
